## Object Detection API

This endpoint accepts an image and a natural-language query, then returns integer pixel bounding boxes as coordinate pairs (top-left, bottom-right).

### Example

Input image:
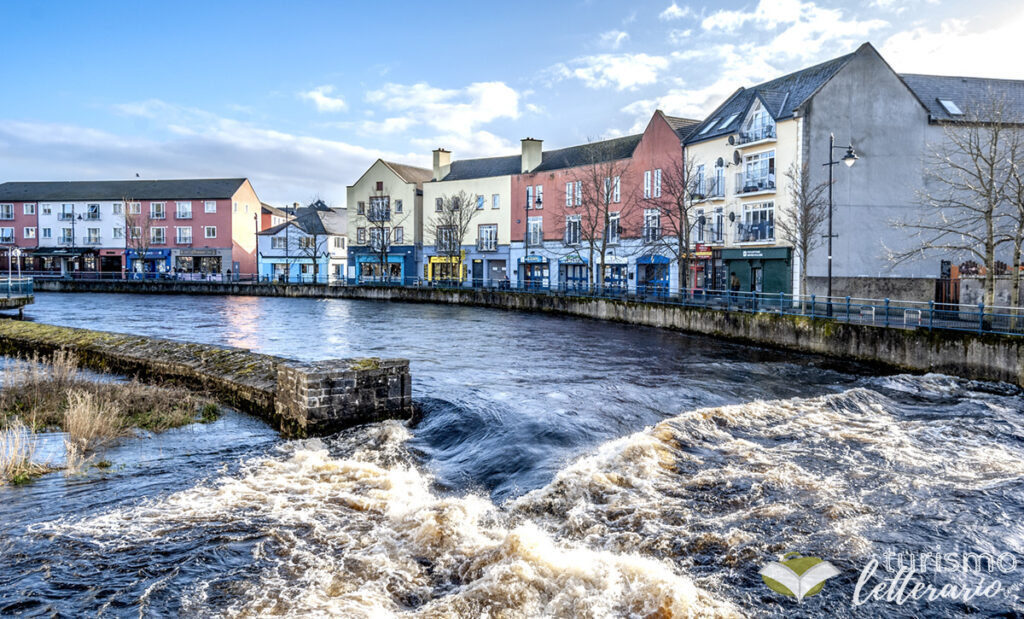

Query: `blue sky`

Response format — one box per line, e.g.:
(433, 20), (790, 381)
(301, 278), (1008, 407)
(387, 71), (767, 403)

(1, 0), (1020, 205)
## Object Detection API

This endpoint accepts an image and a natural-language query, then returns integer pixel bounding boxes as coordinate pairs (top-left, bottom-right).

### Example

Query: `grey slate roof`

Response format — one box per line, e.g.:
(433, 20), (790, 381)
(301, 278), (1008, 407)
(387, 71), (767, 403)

(685, 52), (856, 144)
(532, 135), (642, 173)
(663, 115), (701, 141)
(381, 161), (433, 186)
(900, 74), (1024, 123)
(259, 207), (346, 236)
(0, 178), (248, 202)
(261, 202), (288, 217)
(442, 154), (522, 181)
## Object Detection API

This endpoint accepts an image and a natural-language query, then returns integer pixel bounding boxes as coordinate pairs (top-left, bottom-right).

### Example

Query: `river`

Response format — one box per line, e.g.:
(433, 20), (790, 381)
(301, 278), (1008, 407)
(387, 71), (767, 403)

(2, 291), (1023, 617)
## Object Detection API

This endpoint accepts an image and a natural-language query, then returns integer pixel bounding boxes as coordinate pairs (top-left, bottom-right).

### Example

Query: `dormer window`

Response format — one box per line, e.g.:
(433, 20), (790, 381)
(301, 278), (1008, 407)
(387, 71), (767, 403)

(718, 113), (739, 130)
(740, 100), (776, 144)
(938, 99), (963, 115)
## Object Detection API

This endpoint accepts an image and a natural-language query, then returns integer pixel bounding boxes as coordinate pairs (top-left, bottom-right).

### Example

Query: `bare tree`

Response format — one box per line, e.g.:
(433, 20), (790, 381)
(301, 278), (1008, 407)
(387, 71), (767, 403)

(122, 196), (152, 278)
(295, 219), (327, 283)
(777, 162), (830, 299)
(1005, 135), (1024, 309)
(568, 139), (639, 288)
(642, 151), (700, 294)
(364, 187), (410, 283)
(889, 97), (1016, 306)
(426, 190), (481, 283)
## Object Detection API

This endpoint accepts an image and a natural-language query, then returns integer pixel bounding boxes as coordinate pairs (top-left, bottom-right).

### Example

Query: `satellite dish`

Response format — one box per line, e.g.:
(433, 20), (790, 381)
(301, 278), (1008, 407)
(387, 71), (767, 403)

(729, 212), (736, 222)
(697, 215), (706, 227)
(727, 135), (736, 145)
(716, 157), (725, 168)
(733, 150), (742, 165)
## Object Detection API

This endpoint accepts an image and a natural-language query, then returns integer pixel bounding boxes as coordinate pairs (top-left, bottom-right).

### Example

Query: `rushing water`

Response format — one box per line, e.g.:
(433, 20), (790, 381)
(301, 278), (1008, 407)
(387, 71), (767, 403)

(2, 292), (1023, 617)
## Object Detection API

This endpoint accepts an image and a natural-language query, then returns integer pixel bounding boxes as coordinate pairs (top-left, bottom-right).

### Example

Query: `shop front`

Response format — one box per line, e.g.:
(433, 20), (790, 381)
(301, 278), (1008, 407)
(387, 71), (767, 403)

(519, 254), (549, 289)
(722, 247), (792, 294)
(601, 256), (628, 291)
(426, 252), (465, 284)
(32, 248), (97, 276)
(125, 249), (172, 276)
(173, 249), (225, 276)
(355, 254), (405, 283)
(99, 249), (124, 274)
(559, 254), (589, 291)
(636, 254), (670, 297)
(687, 244), (715, 290)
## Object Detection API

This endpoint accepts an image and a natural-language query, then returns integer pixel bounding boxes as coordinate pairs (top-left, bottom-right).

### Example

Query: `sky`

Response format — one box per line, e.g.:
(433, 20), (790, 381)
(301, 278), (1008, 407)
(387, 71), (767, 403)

(1, 0), (1021, 207)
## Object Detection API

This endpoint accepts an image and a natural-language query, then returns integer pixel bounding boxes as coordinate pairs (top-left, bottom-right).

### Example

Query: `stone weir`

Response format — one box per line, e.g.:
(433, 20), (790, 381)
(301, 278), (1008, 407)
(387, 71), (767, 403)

(0, 321), (413, 438)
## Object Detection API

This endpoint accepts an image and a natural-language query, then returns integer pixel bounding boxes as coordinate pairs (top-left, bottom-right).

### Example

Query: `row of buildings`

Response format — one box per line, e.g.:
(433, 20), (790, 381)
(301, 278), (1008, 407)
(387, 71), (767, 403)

(345, 42), (1024, 299)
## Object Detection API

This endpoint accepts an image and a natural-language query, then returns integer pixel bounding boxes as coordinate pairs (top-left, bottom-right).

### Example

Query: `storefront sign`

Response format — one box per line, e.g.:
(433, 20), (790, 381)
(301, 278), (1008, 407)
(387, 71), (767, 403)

(722, 247), (791, 261)
(561, 254), (587, 265)
(523, 255), (547, 263)
(177, 249), (220, 256)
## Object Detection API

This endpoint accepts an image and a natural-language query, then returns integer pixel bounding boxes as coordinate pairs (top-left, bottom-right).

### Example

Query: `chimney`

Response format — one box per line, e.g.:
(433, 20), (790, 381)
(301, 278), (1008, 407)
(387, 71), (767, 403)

(521, 138), (542, 173)
(432, 148), (451, 181)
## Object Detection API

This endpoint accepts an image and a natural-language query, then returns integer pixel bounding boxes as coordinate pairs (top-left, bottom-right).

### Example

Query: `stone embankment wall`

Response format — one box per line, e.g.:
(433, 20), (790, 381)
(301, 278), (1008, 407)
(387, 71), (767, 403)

(35, 279), (1024, 387)
(0, 320), (413, 437)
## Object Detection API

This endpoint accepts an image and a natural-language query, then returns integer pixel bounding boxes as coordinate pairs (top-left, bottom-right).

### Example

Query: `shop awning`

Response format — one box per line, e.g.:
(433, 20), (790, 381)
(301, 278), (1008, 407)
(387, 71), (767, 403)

(30, 248), (95, 258)
(636, 255), (670, 265)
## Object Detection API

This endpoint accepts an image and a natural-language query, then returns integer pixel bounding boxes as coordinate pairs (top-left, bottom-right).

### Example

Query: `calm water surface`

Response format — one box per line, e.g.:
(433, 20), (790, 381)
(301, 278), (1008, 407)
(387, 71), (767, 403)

(0, 292), (1021, 617)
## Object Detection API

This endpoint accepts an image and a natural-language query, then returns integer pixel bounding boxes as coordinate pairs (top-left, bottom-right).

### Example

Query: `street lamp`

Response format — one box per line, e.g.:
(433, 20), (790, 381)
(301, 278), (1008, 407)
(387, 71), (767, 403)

(823, 132), (858, 316)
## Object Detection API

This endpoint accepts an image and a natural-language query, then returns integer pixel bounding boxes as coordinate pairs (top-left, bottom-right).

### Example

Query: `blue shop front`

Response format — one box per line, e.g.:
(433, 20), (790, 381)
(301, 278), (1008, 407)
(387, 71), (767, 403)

(125, 249), (172, 275)
(636, 254), (670, 296)
(349, 245), (417, 284)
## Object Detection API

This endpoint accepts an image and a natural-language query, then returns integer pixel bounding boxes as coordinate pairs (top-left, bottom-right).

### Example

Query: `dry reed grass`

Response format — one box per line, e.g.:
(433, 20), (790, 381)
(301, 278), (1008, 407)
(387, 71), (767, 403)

(0, 418), (53, 485)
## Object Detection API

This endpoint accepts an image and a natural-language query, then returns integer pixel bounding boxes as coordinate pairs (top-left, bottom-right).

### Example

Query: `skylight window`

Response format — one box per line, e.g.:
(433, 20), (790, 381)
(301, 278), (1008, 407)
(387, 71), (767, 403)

(699, 118), (720, 135)
(719, 114), (739, 129)
(938, 99), (963, 115)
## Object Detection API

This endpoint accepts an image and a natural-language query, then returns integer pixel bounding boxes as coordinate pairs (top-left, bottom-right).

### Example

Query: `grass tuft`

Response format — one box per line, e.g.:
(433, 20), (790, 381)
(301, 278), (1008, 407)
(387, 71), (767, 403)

(0, 418), (53, 485)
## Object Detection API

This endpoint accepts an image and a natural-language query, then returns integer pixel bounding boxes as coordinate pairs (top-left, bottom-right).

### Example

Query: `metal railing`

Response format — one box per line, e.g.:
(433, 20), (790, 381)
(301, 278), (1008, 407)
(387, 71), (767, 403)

(736, 125), (776, 144)
(0, 278), (33, 297)
(26, 271), (1024, 337)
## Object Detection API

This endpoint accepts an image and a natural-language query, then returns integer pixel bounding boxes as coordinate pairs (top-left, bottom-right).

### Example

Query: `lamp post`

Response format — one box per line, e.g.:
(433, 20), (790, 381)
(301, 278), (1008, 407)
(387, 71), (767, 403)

(822, 132), (858, 316)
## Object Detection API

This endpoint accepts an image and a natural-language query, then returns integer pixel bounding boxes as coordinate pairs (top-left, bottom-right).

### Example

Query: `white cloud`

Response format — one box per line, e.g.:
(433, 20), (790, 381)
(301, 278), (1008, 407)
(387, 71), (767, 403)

(659, 2), (692, 21)
(0, 104), (423, 206)
(599, 29), (630, 50)
(552, 53), (671, 91)
(882, 9), (1024, 79)
(299, 85), (348, 112)
(668, 28), (692, 45)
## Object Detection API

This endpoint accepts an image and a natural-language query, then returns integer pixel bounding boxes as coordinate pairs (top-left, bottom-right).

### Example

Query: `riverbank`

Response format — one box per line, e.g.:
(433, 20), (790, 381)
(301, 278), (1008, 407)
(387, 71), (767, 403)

(34, 279), (1024, 388)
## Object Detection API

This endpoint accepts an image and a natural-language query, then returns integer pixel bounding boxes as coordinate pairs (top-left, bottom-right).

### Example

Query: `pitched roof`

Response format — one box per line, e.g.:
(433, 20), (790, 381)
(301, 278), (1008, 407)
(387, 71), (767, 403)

(442, 154), (522, 181)
(900, 74), (1024, 123)
(381, 161), (433, 186)
(532, 134), (643, 172)
(663, 114), (701, 141)
(685, 51), (856, 144)
(259, 208), (346, 236)
(261, 202), (288, 217)
(0, 178), (249, 202)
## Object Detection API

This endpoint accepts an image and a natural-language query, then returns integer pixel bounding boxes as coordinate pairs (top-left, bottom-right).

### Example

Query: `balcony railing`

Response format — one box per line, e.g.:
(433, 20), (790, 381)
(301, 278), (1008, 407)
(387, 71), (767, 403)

(58, 213), (75, 221)
(735, 174), (776, 195)
(83, 236), (102, 245)
(736, 125), (776, 144)
(0, 236), (14, 244)
(85, 212), (101, 220)
(59, 237), (73, 245)
(366, 209), (390, 223)
(176, 211), (192, 220)
(176, 237), (193, 245)
(643, 227), (662, 243)
(736, 222), (774, 243)
(477, 239), (497, 251)
(708, 177), (725, 198)
(150, 212), (166, 220)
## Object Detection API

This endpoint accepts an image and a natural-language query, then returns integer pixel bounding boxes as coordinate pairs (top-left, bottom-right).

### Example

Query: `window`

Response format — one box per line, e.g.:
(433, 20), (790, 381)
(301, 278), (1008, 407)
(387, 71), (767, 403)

(357, 227), (366, 244)
(651, 171), (659, 199)
(176, 202), (192, 219)
(24, 227), (35, 239)
(575, 181), (582, 206)
(86, 228), (100, 244)
(59, 204), (74, 220)
(131, 227), (141, 240)
(938, 99), (963, 115)
(492, 194), (500, 210)
(42, 204), (52, 215)
(60, 228), (72, 244)
(535, 185), (543, 209)
(565, 215), (581, 245)
(86, 203), (100, 220)
(741, 101), (776, 142)
(370, 228), (388, 250)
(150, 202), (166, 219)
(604, 177), (612, 203)
(0, 204), (12, 220)
(614, 176), (622, 202)
(333, 236), (344, 249)
(741, 201), (774, 242)
(527, 216), (543, 246)
(113, 227), (124, 239)
(696, 208), (705, 243)
(643, 171), (652, 199)
(565, 182), (573, 206)
(376, 181), (383, 191)
(742, 150), (776, 192)
(357, 201), (366, 215)
(435, 225), (456, 252)
(393, 226), (403, 244)
(233, 202), (238, 213)
(42, 228), (52, 239)
(368, 196), (390, 221)
(204, 200), (217, 213)
(643, 209), (660, 242)
(696, 164), (706, 197)
(395, 199), (403, 214)
(128, 202), (141, 214)
(112, 203), (123, 215)
(698, 118), (719, 135)
(176, 227), (192, 244)
(478, 224), (497, 251)
(23, 203), (35, 215)
(605, 212), (620, 244)
(526, 186), (533, 209)
(476, 195), (485, 210)
(0, 228), (13, 243)
(298, 237), (315, 249)
(271, 237), (286, 249)
(714, 165), (725, 198)
(151, 227), (166, 244)
(205, 226), (217, 239)
(435, 198), (443, 212)
(719, 113), (739, 130)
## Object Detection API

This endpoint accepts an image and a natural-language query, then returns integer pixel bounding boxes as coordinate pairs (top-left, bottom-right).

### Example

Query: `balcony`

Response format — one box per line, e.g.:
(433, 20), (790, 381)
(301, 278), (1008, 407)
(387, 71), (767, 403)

(176, 237), (193, 245)
(0, 213), (13, 221)
(150, 212), (166, 220)
(83, 236), (102, 246)
(694, 178), (726, 201)
(85, 212), (101, 221)
(0, 236), (14, 245)
(736, 222), (774, 243)
(477, 239), (497, 252)
(176, 211), (193, 220)
(736, 125), (776, 146)
(735, 174), (776, 196)
(59, 237), (73, 245)
(58, 213), (75, 221)
(366, 209), (390, 223)
(643, 227), (662, 243)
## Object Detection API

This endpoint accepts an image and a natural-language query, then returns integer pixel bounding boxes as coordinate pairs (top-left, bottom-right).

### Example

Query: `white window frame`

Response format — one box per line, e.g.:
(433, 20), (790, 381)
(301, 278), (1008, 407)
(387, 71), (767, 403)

(652, 170), (661, 199)
(526, 186), (534, 209)
(176, 201), (192, 219)
(643, 171), (652, 199)
(42, 227), (52, 239)
(150, 226), (166, 244)
(204, 226), (216, 239)
(565, 182), (573, 206)
(175, 226), (192, 244)
(696, 208), (705, 243)
(0, 227), (14, 243)
(112, 203), (123, 215)
(357, 227), (366, 244)
(394, 199), (403, 214)
(535, 185), (543, 209)
(565, 215), (581, 246)
(0, 204), (13, 220)
(204, 200), (217, 213)
(394, 226), (404, 245)
(575, 181), (582, 206)
(24, 227), (35, 239)
(527, 216), (543, 246)
(271, 237), (286, 249)
(741, 201), (775, 242)
(606, 212), (620, 245)
(476, 195), (485, 210)
(492, 194), (500, 210)
(150, 202), (166, 219)
(643, 209), (660, 242)
(128, 202), (141, 215)
(22, 203), (36, 215)
(113, 227), (124, 239)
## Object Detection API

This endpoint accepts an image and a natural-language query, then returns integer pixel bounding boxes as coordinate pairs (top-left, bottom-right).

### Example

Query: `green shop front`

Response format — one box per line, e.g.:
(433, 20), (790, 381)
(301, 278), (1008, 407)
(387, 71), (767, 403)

(722, 247), (792, 294)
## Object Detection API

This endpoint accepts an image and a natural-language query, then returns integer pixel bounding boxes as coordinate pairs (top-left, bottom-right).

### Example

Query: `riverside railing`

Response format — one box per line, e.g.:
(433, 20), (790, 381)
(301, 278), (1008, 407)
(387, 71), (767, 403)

(0, 278), (33, 298)
(29, 271), (1024, 337)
